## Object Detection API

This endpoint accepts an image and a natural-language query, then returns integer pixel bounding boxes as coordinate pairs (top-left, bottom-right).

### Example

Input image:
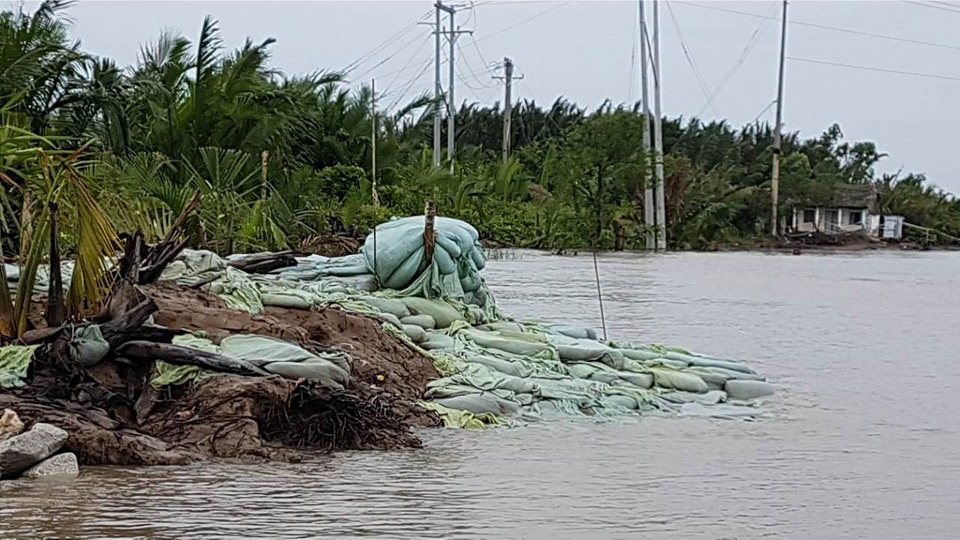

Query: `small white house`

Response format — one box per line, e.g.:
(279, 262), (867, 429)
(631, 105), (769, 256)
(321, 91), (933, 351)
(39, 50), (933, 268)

(792, 184), (887, 236)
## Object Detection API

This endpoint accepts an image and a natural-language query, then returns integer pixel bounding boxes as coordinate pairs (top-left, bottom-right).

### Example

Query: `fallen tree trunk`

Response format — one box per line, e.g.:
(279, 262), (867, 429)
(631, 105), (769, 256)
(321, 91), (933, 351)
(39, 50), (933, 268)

(118, 341), (270, 377)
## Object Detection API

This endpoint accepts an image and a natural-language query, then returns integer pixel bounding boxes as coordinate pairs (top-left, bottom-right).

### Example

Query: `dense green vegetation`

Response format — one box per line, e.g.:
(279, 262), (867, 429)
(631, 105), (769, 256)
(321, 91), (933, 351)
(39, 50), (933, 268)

(2, 1), (959, 259)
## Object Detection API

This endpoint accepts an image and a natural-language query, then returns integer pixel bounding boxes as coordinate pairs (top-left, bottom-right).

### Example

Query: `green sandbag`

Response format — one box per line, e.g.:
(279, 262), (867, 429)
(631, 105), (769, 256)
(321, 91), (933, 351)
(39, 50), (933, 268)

(357, 297), (410, 319)
(551, 325), (598, 341)
(649, 367), (709, 393)
(465, 354), (523, 377)
(618, 348), (663, 361)
(67, 325), (110, 367)
(597, 395), (640, 410)
(664, 351), (757, 375)
(419, 401), (498, 429)
(616, 371), (653, 388)
(400, 314), (436, 330)
(432, 395), (507, 416)
(264, 361), (347, 391)
(465, 329), (553, 358)
(260, 291), (313, 310)
(477, 321), (525, 333)
(725, 380), (775, 400)
(422, 333), (456, 350)
(384, 245), (425, 289)
(401, 297), (466, 329)
(403, 324), (426, 343)
(0, 345), (38, 389)
(660, 390), (727, 405)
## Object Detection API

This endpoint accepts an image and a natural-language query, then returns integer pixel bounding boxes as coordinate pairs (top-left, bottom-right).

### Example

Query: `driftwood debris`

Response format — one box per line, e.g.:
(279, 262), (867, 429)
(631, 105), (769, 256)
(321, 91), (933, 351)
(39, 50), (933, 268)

(118, 341), (269, 377)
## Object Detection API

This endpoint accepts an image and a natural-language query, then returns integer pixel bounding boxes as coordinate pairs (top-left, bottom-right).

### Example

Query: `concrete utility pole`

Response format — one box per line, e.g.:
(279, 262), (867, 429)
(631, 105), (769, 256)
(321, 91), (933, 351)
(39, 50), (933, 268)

(639, 1), (654, 251)
(493, 57), (523, 162)
(652, 1), (666, 251)
(433, 3), (443, 168)
(503, 58), (513, 162)
(447, 7), (456, 172)
(432, 2), (470, 170)
(371, 78), (379, 207)
(771, 0), (788, 237)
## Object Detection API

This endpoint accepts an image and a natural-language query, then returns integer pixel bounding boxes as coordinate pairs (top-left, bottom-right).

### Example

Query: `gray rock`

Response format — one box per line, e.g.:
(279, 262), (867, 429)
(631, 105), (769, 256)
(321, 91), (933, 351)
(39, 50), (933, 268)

(0, 423), (68, 478)
(22, 452), (79, 479)
(725, 380), (775, 400)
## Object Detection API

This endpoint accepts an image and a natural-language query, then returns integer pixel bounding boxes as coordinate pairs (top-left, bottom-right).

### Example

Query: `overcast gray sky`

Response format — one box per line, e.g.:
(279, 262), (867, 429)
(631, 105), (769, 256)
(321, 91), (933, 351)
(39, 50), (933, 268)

(28, 0), (960, 194)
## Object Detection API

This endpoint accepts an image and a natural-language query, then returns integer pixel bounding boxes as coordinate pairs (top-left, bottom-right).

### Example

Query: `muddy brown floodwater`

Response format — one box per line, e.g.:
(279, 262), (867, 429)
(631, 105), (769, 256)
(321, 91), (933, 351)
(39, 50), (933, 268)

(3, 250), (960, 539)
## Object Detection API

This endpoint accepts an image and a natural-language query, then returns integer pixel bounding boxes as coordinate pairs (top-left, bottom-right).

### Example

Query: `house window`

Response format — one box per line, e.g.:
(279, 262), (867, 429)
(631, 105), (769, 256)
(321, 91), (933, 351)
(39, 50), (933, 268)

(803, 209), (816, 223)
(848, 211), (863, 225)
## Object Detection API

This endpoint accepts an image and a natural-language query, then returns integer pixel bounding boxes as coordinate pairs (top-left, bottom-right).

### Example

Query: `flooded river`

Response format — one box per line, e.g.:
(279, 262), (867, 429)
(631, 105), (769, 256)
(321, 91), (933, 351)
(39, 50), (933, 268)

(4, 250), (960, 539)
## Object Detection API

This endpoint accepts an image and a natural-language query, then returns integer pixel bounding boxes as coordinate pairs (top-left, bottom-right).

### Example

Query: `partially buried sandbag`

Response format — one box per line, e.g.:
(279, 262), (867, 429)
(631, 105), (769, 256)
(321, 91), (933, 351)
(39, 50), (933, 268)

(264, 361), (348, 391)
(551, 325), (598, 341)
(649, 367), (709, 393)
(725, 380), (774, 400)
(464, 328), (553, 358)
(401, 297), (465, 329)
(400, 314), (436, 330)
(357, 297), (410, 319)
(403, 324), (426, 343)
(432, 394), (517, 416)
(421, 332), (456, 351)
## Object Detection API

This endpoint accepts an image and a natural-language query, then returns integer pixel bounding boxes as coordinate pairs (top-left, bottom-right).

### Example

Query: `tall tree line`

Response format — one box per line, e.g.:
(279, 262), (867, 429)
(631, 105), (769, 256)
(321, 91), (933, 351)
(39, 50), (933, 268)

(2, 1), (958, 257)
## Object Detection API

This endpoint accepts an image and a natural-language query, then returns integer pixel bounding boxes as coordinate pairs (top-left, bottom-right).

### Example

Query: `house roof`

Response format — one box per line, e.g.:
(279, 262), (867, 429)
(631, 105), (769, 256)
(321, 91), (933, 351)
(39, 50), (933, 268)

(828, 183), (878, 211)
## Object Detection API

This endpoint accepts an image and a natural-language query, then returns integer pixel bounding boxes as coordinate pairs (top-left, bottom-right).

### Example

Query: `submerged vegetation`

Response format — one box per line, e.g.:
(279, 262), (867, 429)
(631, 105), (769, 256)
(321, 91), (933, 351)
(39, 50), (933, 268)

(1, 0), (958, 268)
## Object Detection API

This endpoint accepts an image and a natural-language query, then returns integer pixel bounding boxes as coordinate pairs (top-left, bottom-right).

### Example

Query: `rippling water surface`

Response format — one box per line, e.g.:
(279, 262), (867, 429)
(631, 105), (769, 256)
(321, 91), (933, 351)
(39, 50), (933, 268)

(4, 251), (960, 539)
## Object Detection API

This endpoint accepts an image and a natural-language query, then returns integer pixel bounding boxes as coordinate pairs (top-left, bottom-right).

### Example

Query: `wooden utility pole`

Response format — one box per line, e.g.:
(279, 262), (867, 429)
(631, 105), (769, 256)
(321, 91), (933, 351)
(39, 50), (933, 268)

(640, 0), (654, 251)
(771, 0), (788, 237)
(371, 78), (379, 207)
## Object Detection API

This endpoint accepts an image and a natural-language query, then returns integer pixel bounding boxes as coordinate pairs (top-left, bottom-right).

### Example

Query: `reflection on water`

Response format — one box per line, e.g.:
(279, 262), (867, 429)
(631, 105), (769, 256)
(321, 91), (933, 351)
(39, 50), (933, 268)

(4, 251), (960, 539)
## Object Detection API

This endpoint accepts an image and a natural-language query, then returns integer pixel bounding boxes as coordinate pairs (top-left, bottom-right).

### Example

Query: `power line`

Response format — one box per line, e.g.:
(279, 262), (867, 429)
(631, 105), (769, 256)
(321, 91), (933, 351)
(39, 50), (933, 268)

(665, 1), (720, 117)
(683, 1), (960, 52)
(696, 1), (780, 117)
(456, 40), (496, 90)
(342, 9), (432, 73)
(352, 30), (432, 80)
(788, 55), (960, 82)
(385, 57), (436, 112)
(750, 99), (777, 125)
(903, 0), (960, 14)
(380, 34), (434, 97)
(476, 1), (571, 43)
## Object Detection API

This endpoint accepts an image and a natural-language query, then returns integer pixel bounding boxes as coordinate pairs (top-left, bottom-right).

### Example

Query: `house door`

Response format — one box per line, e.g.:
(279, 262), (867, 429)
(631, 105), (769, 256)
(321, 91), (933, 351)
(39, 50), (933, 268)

(825, 210), (839, 232)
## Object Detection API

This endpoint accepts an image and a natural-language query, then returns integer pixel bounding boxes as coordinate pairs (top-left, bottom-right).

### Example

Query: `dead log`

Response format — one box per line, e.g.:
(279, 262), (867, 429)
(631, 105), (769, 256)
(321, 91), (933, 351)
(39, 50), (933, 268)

(117, 341), (270, 377)
(227, 251), (297, 274)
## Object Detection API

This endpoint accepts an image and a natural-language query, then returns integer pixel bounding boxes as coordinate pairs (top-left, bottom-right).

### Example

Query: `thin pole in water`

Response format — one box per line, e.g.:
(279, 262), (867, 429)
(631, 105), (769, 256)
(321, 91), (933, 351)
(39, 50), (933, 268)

(592, 250), (608, 341)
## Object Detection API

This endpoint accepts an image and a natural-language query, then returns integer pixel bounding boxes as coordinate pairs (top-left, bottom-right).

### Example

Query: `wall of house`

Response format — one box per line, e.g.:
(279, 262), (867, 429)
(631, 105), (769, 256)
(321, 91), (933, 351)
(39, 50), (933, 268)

(793, 207), (872, 234)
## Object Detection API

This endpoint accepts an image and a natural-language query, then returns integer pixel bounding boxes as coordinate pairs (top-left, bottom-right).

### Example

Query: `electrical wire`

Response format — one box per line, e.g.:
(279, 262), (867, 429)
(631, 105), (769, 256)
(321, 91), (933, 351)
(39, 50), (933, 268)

(352, 30), (432, 80)
(476, 1), (571, 43)
(903, 0), (960, 14)
(456, 40), (497, 90)
(341, 9), (433, 74)
(664, 1), (721, 117)
(788, 56), (960, 82)
(384, 57), (436, 112)
(684, 2), (960, 52)
(379, 34), (433, 96)
(696, 0), (780, 117)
